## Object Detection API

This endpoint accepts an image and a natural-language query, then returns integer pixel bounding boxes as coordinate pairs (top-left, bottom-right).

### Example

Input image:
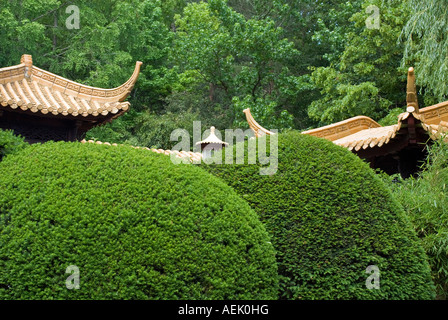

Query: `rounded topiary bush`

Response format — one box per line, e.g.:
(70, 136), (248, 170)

(203, 131), (436, 300)
(0, 141), (278, 300)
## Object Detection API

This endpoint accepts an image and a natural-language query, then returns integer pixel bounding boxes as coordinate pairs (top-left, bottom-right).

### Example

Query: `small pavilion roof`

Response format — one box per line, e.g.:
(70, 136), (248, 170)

(195, 126), (229, 147)
(0, 54), (142, 120)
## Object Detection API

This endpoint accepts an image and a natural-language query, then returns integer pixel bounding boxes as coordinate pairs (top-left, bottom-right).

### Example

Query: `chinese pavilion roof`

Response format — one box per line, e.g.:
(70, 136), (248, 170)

(0, 54), (141, 121)
(301, 68), (448, 151)
(244, 67), (448, 153)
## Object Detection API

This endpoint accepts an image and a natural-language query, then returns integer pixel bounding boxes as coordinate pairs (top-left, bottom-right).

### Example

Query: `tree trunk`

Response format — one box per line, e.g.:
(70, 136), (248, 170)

(209, 83), (214, 102)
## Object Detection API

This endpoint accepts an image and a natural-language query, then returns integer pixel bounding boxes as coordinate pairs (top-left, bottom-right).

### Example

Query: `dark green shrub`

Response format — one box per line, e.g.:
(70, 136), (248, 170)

(0, 141), (278, 300)
(0, 129), (27, 161)
(203, 131), (436, 299)
(388, 138), (448, 299)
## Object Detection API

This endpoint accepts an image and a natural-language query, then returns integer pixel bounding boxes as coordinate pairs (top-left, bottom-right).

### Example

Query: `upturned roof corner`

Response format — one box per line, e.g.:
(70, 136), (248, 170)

(0, 54), (143, 143)
(0, 54), (143, 118)
(243, 108), (275, 137)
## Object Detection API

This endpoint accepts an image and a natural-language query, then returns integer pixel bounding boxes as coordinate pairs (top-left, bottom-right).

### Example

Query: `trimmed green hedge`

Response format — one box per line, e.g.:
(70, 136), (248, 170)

(0, 129), (27, 161)
(0, 141), (278, 300)
(203, 131), (436, 299)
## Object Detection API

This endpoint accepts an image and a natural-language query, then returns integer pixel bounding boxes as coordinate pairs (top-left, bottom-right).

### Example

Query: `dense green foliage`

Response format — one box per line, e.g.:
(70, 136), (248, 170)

(0, 0), (171, 109)
(4, 0), (439, 147)
(388, 139), (448, 299)
(308, 0), (410, 125)
(170, 0), (298, 129)
(0, 129), (28, 161)
(0, 142), (278, 299)
(203, 131), (436, 299)
(402, 0), (448, 102)
(86, 108), (202, 149)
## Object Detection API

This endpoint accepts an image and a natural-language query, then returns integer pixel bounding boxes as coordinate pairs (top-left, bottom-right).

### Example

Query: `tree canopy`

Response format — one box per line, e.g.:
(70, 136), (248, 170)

(0, 0), (444, 146)
(402, 0), (448, 102)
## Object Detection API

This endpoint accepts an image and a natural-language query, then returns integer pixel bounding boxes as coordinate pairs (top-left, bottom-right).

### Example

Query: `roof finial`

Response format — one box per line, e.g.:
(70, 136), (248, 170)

(20, 54), (33, 68)
(406, 67), (419, 113)
(20, 54), (33, 78)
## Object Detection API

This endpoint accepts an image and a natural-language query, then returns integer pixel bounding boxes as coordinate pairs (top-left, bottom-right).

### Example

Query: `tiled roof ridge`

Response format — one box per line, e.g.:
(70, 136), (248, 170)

(243, 67), (448, 152)
(419, 101), (448, 125)
(0, 55), (142, 103)
(80, 139), (203, 163)
(0, 54), (142, 118)
(301, 116), (382, 141)
(332, 113), (448, 152)
(30, 62), (142, 103)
